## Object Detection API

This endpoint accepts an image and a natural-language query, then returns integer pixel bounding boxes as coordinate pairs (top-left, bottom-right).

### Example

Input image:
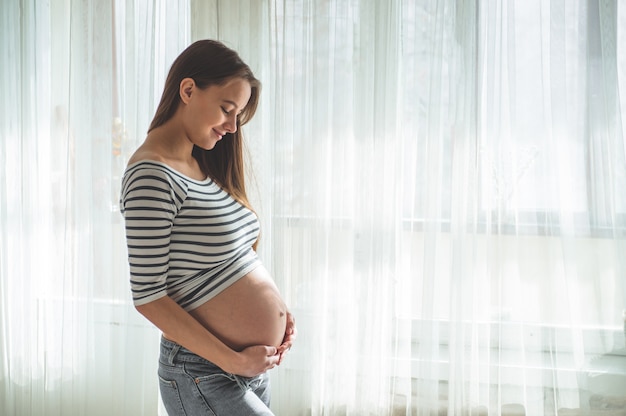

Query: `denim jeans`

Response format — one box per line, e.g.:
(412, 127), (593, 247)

(158, 336), (274, 415)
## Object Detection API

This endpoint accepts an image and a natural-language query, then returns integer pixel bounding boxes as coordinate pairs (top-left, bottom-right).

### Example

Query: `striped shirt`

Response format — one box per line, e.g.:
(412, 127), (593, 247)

(120, 160), (261, 311)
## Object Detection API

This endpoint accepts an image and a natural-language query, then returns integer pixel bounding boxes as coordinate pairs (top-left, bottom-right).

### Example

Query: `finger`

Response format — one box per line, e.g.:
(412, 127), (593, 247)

(282, 330), (295, 342)
(277, 341), (292, 353)
(267, 354), (280, 368)
(287, 325), (297, 338)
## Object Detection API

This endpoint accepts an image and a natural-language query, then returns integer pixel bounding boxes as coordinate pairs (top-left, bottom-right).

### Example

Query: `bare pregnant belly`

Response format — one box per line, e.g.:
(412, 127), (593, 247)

(188, 265), (287, 351)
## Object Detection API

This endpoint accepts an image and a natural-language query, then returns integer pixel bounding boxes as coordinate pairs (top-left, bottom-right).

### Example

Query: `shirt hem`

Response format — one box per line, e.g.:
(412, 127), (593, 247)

(181, 260), (263, 312)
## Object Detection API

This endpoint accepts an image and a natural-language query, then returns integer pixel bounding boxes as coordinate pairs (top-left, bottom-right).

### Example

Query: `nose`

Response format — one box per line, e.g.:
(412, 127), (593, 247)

(224, 114), (238, 133)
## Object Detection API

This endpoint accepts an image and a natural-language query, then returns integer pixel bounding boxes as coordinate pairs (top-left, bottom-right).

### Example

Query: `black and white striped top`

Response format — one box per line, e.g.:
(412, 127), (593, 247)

(120, 160), (261, 311)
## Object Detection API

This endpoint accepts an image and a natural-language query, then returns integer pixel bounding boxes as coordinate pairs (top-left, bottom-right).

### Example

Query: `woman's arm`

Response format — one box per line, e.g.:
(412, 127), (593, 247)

(136, 296), (280, 377)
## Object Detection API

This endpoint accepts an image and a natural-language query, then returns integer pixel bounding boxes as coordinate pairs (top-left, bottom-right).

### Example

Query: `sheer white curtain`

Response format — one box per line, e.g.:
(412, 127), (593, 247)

(255, 0), (626, 415)
(1, 1), (189, 415)
(2, 1), (626, 416)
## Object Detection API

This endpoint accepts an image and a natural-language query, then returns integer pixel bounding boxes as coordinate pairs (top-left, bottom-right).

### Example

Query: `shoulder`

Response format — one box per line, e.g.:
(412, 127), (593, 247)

(124, 142), (179, 182)
(122, 157), (188, 198)
(120, 161), (189, 214)
(122, 160), (186, 193)
(127, 145), (167, 167)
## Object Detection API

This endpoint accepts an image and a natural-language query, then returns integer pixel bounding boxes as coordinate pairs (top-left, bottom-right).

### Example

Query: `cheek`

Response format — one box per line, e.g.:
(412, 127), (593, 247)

(189, 108), (211, 129)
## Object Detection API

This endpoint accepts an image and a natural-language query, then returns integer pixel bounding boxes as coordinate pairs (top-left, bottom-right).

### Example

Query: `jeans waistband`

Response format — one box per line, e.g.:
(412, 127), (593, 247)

(160, 336), (182, 366)
(160, 336), (224, 371)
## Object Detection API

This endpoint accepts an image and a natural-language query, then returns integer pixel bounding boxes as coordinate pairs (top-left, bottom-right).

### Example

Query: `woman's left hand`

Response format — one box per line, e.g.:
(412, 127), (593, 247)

(276, 311), (297, 365)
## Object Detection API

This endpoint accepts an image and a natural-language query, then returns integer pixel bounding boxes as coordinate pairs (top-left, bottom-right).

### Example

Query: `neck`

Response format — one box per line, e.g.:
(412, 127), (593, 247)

(146, 118), (195, 165)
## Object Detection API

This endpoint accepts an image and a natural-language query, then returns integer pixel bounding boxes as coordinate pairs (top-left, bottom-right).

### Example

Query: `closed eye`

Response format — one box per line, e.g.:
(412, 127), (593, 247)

(221, 106), (231, 115)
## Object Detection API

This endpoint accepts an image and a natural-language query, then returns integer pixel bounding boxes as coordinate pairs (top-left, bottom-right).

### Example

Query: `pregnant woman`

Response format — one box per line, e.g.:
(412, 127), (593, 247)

(120, 40), (296, 415)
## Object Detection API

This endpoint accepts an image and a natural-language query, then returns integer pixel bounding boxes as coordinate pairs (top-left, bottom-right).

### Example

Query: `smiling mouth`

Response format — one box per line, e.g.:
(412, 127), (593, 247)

(213, 129), (225, 139)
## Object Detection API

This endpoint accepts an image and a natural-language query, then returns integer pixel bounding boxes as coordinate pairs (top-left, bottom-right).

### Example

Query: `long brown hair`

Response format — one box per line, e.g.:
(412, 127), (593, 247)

(149, 39), (261, 212)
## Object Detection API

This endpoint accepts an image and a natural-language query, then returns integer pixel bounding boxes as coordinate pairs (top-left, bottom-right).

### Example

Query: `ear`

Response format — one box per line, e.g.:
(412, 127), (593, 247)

(179, 78), (195, 104)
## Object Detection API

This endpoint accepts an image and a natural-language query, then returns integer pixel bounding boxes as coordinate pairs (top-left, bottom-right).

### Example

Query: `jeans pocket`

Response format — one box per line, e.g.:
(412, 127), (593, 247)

(158, 374), (186, 416)
(180, 361), (273, 414)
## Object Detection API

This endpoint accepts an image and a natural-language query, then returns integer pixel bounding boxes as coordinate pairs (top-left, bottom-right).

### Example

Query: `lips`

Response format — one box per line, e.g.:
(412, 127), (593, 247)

(213, 129), (225, 140)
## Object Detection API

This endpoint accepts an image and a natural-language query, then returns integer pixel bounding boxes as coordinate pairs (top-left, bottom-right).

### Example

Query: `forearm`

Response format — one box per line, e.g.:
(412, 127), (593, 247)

(135, 295), (238, 372)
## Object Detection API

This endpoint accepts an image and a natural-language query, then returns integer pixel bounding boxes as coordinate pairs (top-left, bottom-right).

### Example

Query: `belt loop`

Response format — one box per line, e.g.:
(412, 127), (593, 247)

(233, 374), (249, 391)
(168, 343), (181, 365)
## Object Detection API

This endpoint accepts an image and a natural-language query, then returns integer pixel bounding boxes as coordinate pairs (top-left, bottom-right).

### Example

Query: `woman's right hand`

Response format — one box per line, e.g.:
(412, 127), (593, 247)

(228, 345), (280, 377)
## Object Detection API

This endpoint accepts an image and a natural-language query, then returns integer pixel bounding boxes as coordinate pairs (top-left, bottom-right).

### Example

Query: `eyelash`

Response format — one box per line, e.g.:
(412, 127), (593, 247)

(221, 107), (243, 121)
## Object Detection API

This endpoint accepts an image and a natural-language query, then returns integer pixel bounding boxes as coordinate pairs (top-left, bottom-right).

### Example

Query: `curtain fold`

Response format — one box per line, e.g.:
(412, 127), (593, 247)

(2, 1), (625, 415)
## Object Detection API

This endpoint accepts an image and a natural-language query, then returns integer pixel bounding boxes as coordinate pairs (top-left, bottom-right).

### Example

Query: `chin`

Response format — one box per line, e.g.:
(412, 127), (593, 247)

(197, 141), (218, 151)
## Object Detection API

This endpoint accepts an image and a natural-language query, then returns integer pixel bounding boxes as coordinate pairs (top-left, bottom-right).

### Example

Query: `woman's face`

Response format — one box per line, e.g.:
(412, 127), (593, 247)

(180, 77), (252, 150)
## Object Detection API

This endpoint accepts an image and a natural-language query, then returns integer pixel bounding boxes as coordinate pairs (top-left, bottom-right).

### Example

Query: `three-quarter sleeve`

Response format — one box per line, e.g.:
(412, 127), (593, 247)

(120, 166), (187, 306)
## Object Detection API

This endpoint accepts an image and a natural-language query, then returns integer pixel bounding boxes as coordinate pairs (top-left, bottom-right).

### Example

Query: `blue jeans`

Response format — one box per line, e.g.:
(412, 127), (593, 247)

(158, 336), (274, 415)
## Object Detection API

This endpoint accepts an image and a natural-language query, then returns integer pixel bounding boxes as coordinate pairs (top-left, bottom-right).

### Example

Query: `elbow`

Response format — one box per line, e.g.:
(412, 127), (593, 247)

(134, 302), (148, 314)
(135, 299), (158, 314)
(133, 295), (171, 319)
(134, 302), (155, 322)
